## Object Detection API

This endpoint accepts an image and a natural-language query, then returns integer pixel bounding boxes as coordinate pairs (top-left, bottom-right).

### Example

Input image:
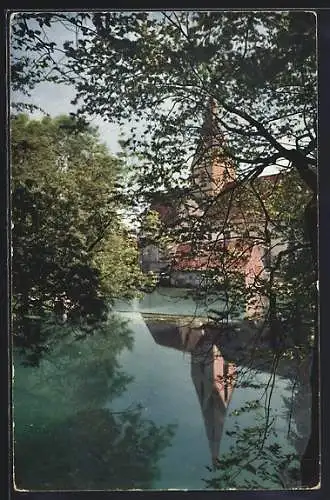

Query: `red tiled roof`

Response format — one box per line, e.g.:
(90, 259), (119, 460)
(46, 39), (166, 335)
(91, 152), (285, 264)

(172, 241), (252, 272)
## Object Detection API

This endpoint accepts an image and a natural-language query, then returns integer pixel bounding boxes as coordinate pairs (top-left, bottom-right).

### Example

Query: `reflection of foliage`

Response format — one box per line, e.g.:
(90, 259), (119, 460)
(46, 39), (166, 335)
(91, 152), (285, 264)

(204, 391), (300, 489)
(201, 361), (306, 490)
(28, 316), (134, 409)
(13, 319), (176, 490)
(206, 435), (300, 489)
(281, 369), (312, 461)
(15, 408), (176, 490)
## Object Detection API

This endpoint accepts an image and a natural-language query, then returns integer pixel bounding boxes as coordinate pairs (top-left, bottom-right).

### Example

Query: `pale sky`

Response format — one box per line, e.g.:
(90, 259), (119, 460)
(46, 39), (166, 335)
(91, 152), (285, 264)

(12, 79), (282, 175)
(10, 13), (125, 154)
(12, 82), (124, 154)
(10, 12), (282, 174)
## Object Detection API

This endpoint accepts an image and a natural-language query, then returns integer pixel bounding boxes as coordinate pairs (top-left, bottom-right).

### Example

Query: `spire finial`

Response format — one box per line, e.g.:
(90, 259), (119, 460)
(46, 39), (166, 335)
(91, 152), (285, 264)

(201, 97), (222, 145)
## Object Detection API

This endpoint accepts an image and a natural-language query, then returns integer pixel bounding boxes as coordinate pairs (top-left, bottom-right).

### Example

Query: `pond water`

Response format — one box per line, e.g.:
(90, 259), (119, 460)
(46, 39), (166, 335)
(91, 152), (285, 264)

(115, 287), (229, 318)
(13, 288), (312, 491)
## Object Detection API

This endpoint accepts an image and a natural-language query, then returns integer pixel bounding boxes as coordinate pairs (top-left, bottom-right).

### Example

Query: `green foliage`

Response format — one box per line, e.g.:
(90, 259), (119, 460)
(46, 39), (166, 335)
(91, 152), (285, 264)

(140, 210), (162, 243)
(11, 12), (316, 185)
(11, 114), (148, 363)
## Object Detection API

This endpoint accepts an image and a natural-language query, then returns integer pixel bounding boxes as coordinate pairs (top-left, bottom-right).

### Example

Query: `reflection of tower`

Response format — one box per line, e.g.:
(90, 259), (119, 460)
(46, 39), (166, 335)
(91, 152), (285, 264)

(191, 98), (236, 197)
(191, 342), (236, 467)
(146, 318), (236, 467)
(146, 318), (204, 352)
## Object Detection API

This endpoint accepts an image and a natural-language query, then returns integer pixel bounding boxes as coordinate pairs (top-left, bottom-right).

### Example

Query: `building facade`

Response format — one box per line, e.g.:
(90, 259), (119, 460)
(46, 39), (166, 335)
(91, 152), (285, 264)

(139, 99), (287, 319)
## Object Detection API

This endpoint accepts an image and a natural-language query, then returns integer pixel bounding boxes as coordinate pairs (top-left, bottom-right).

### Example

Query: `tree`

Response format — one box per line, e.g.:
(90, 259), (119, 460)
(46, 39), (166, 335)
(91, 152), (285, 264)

(10, 10), (318, 486)
(10, 12), (317, 229)
(11, 113), (152, 365)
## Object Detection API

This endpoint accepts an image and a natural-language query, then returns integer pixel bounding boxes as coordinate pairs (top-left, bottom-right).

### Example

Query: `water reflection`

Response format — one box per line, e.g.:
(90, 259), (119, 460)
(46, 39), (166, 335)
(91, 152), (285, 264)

(147, 319), (237, 468)
(146, 316), (311, 489)
(191, 343), (236, 468)
(14, 293), (312, 490)
(13, 318), (176, 490)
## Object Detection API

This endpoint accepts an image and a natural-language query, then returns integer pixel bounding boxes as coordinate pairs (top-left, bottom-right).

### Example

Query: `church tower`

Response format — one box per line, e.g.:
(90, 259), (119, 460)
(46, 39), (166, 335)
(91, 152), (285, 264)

(191, 98), (236, 197)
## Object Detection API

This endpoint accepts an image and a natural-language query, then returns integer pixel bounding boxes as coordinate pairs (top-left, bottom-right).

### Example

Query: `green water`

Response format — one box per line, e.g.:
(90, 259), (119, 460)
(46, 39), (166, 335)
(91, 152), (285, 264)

(116, 287), (232, 318)
(13, 289), (311, 490)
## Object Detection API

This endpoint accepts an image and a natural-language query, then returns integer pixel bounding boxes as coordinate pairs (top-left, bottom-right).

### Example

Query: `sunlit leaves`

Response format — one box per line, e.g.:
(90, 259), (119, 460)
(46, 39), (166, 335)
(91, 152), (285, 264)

(11, 114), (147, 364)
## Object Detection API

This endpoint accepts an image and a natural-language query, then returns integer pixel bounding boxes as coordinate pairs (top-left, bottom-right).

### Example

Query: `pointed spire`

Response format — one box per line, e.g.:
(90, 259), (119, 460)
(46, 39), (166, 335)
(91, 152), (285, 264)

(200, 97), (224, 148)
(191, 97), (236, 197)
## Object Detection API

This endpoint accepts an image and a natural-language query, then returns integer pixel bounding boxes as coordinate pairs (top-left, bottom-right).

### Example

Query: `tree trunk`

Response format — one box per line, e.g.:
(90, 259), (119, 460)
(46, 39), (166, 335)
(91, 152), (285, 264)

(301, 194), (319, 487)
